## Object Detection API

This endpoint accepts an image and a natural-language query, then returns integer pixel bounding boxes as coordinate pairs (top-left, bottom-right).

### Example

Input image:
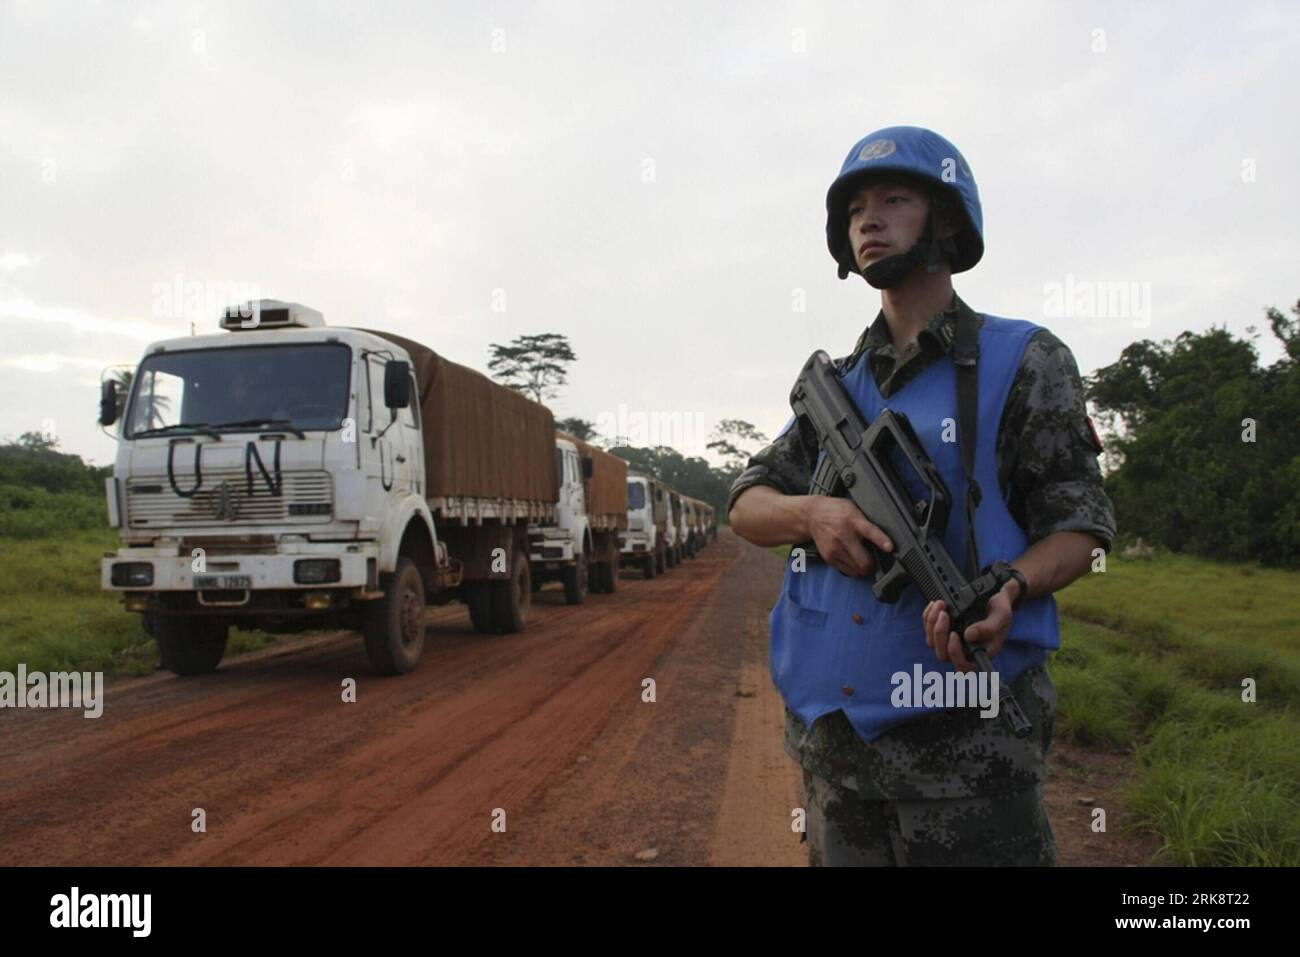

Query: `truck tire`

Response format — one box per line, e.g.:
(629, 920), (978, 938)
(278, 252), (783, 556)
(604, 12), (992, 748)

(601, 560), (619, 593)
(490, 549), (531, 633)
(655, 546), (666, 575)
(363, 557), (427, 675)
(643, 553), (656, 579)
(155, 615), (228, 676)
(466, 581), (495, 634)
(563, 552), (588, 605)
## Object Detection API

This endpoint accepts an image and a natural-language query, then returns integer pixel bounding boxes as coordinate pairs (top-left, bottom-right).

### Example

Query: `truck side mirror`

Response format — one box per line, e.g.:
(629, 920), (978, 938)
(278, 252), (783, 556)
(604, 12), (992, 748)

(384, 360), (412, 409)
(581, 456), (593, 479)
(99, 380), (119, 426)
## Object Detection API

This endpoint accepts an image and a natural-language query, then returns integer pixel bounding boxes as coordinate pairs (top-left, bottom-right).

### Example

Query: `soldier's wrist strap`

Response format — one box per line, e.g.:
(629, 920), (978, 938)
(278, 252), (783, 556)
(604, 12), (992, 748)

(987, 560), (1030, 610)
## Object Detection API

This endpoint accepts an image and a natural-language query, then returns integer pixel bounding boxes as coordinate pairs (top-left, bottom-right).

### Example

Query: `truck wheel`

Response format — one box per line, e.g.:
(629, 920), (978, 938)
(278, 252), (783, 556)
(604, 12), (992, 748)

(363, 557), (426, 675)
(655, 547), (666, 574)
(466, 581), (496, 634)
(601, 560), (619, 593)
(643, 554), (656, 579)
(155, 615), (228, 676)
(563, 552), (588, 605)
(491, 550), (531, 633)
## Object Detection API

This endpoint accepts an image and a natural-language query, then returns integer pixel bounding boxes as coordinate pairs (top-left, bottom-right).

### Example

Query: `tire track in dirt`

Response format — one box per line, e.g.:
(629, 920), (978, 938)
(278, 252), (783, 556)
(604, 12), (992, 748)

(1, 534), (772, 866)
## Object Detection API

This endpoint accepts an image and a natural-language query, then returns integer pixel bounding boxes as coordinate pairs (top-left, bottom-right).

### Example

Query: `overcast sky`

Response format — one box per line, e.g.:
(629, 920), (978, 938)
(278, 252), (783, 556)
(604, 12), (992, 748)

(2, 0), (1297, 467)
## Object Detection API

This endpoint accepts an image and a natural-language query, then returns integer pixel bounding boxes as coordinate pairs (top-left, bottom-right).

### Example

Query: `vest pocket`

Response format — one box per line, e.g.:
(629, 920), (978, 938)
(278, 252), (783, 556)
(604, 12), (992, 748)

(784, 571), (829, 628)
(788, 593), (828, 628)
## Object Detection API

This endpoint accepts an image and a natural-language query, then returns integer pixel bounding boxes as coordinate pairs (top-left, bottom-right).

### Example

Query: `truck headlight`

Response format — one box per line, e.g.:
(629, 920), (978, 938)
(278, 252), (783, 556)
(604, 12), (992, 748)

(111, 562), (154, 587)
(294, 559), (341, 584)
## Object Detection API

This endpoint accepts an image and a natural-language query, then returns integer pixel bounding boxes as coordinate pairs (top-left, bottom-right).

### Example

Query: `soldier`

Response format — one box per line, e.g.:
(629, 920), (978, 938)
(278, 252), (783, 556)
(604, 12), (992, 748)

(728, 126), (1116, 866)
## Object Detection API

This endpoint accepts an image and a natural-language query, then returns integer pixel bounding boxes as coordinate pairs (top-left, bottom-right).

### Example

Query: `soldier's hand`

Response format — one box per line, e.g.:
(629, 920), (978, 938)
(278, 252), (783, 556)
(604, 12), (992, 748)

(923, 587), (1013, 673)
(804, 496), (892, 578)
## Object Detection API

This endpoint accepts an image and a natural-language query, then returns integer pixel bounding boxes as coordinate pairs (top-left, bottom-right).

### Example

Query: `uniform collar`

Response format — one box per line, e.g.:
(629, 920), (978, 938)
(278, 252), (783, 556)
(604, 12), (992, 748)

(842, 293), (975, 372)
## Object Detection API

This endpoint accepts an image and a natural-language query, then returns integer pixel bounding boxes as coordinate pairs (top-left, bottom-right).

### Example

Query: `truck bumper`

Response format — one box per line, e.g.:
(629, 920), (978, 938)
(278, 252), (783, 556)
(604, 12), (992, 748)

(619, 532), (650, 556)
(529, 542), (575, 563)
(102, 543), (379, 593)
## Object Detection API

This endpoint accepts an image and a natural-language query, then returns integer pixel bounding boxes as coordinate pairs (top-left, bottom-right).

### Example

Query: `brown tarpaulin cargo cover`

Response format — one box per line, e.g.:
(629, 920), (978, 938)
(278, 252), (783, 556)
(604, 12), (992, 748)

(363, 330), (559, 503)
(557, 431), (629, 526)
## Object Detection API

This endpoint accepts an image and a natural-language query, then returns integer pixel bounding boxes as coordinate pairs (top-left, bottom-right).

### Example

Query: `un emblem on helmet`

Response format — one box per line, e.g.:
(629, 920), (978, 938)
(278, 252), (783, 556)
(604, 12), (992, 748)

(858, 139), (897, 161)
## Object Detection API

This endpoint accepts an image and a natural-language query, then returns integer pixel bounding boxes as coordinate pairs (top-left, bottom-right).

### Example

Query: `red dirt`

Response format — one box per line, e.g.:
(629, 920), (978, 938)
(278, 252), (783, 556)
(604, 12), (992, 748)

(0, 529), (1157, 866)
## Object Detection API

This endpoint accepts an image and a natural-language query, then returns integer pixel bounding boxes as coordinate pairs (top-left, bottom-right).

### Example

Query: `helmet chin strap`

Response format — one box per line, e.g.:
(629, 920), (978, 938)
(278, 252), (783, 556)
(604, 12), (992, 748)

(858, 213), (957, 288)
(860, 243), (924, 289)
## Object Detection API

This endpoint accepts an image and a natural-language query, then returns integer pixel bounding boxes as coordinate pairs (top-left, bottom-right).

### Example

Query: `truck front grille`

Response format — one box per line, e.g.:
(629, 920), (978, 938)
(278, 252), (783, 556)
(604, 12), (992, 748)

(126, 469), (333, 528)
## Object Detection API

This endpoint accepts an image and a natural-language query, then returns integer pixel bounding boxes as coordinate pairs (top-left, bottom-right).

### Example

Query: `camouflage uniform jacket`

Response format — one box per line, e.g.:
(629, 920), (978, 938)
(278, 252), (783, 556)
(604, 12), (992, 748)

(728, 293), (1116, 799)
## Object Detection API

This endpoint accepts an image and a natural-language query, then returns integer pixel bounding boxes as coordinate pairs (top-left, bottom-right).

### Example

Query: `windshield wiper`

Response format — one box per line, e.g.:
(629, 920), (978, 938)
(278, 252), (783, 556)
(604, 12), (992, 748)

(210, 418), (307, 438)
(134, 422), (220, 439)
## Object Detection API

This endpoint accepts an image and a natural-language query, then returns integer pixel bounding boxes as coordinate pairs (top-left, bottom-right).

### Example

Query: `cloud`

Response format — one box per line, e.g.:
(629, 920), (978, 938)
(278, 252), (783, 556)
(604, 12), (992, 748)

(0, 252), (38, 272)
(0, 352), (109, 374)
(0, 295), (178, 343)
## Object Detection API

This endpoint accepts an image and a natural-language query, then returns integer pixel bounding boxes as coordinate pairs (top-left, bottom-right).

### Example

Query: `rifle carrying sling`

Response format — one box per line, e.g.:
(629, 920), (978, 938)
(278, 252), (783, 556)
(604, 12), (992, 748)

(952, 309), (982, 580)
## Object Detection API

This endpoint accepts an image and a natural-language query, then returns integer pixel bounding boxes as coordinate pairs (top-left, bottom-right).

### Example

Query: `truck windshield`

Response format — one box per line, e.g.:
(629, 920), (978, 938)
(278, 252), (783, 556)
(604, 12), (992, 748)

(628, 482), (646, 510)
(125, 343), (351, 438)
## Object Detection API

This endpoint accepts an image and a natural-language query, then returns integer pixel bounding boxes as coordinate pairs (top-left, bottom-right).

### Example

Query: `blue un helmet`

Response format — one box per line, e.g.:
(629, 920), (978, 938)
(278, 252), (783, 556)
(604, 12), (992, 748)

(826, 126), (984, 287)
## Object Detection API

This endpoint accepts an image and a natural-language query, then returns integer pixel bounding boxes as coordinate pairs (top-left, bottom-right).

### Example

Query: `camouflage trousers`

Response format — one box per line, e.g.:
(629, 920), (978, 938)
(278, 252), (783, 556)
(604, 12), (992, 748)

(802, 769), (1057, 866)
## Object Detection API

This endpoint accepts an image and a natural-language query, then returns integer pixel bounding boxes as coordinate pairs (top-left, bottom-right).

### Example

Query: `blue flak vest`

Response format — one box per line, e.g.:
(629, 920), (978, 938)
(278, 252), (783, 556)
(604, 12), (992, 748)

(770, 314), (1061, 743)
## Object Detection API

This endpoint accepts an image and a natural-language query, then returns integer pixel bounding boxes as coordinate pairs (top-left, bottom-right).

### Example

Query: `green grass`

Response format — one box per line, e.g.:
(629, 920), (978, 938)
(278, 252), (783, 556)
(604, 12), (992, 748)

(1052, 552), (1300, 865)
(0, 492), (279, 676)
(767, 537), (1300, 865)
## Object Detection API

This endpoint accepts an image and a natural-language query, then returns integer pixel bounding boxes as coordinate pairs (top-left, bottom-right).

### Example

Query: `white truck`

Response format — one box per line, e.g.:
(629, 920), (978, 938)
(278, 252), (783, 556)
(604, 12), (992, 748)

(669, 490), (690, 564)
(682, 495), (713, 556)
(619, 473), (668, 579)
(99, 300), (558, 677)
(528, 432), (628, 602)
(662, 490), (680, 568)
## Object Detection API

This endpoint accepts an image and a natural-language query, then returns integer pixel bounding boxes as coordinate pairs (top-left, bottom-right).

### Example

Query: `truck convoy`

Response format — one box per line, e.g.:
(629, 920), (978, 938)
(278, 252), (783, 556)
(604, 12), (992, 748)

(618, 476), (716, 578)
(98, 300), (716, 678)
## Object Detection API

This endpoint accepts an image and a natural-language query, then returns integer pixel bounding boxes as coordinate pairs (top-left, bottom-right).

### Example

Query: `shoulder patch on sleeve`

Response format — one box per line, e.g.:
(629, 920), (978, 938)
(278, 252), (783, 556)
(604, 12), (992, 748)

(1085, 415), (1104, 452)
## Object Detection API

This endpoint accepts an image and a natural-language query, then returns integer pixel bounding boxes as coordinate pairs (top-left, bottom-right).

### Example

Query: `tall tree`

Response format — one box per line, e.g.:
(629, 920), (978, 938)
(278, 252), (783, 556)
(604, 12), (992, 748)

(706, 419), (769, 477)
(556, 417), (597, 441)
(488, 333), (577, 404)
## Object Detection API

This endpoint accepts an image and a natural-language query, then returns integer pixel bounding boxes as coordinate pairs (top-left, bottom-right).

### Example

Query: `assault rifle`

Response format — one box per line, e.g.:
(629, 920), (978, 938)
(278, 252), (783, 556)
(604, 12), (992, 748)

(789, 350), (1032, 737)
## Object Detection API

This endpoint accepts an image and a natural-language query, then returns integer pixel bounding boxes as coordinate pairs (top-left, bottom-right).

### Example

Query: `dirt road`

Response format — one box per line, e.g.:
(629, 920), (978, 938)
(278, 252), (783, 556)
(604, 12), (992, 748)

(1, 530), (805, 866)
(1, 530), (1155, 866)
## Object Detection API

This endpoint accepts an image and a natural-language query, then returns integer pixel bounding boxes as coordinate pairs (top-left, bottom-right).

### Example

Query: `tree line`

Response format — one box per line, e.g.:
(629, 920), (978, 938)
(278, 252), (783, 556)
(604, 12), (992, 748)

(1086, 299), (1300, 567)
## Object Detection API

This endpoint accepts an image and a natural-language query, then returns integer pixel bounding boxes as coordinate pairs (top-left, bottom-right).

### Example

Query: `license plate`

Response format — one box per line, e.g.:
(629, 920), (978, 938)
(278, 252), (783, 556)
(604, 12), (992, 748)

(194, 575), (251, 589)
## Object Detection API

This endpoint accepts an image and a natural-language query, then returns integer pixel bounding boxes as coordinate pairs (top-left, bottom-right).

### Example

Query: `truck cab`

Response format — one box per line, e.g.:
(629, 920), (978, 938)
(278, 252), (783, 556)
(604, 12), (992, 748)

(620, 473), (667, 579)
(99, 300), (551, 678)
(529, 436), (591, 602)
